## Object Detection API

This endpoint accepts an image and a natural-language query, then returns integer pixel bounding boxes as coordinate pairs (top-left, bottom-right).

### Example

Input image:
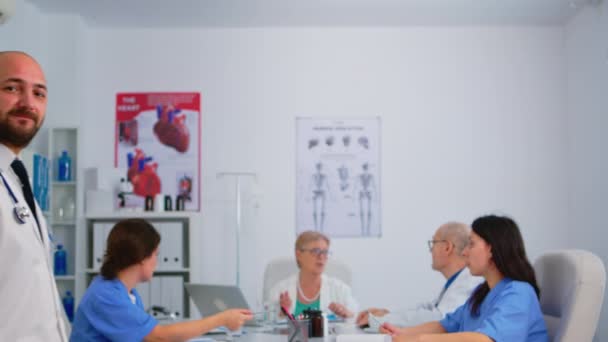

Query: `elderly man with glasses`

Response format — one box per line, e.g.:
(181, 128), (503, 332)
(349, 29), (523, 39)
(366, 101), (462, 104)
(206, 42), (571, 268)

(356, 222), (482, 331)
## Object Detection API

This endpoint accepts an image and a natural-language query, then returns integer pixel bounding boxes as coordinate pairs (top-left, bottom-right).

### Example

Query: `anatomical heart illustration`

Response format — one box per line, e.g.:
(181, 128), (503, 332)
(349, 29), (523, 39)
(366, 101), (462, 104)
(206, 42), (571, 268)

(126, 148), (162, 197)
(115, 92), (201, 211)
(153, 104), (190, 153)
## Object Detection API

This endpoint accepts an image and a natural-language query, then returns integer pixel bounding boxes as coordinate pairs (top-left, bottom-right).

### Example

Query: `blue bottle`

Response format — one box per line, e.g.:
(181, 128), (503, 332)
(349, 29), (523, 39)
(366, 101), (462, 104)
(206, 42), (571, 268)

(63, 291), (74, 323)
(57, 150), (71, 181)
(54, 244), (67, 276)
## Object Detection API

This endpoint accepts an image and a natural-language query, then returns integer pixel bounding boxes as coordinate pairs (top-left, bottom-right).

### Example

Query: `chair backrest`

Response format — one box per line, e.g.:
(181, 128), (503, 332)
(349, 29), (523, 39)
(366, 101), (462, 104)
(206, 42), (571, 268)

(533, 249), (606, 342)
(262, 256), (353, 303)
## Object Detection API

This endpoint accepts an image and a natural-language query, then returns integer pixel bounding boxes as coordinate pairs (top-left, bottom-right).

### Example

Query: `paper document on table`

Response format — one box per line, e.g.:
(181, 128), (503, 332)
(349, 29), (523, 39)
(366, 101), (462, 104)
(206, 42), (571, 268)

(187, 338), (214, 342)
(336, 334), (390, 342)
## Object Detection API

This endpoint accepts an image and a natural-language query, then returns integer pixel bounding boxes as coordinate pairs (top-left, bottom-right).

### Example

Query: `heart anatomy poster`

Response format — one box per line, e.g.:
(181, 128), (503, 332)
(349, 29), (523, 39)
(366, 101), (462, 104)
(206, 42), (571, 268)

(115, 92), (201, 211)
(296, 118), (381, 238)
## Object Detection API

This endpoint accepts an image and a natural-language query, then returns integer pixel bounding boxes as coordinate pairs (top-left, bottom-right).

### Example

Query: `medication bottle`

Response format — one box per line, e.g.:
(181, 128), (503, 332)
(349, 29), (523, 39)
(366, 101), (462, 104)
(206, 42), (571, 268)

(57, 150), (72, 181)
(63, 291), (74, 322)
(54, 244), (67, 276)
(144, 195), (154, 211)
(303, 309), (326, 337)
(164, 195), (173, 211)
(176, 195), (185, 211)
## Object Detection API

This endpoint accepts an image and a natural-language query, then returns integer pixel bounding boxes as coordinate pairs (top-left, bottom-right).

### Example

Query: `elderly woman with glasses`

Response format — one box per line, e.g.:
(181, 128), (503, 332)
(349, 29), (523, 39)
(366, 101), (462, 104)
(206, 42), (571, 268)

(269, 231), (359, 319)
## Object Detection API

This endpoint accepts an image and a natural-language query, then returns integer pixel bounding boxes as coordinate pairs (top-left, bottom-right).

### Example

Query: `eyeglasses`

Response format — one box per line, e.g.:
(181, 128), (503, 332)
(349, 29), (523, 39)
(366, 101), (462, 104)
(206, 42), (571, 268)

(300, 248), (332, 257)
(427, 240), (448, 252)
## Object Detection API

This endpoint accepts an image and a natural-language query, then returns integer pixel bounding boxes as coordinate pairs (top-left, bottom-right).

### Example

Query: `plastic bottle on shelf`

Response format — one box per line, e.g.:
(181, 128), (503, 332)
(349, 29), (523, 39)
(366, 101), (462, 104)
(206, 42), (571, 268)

(62, 291), (74, 323)
(64, 199), (76, 221)
(57, 150), (72, 181)
(54, 244), (67, 276)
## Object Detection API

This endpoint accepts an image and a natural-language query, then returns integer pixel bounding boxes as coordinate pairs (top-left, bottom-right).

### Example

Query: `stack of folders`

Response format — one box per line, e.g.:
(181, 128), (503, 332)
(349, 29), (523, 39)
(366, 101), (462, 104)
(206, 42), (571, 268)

(136, 275), (184, 319)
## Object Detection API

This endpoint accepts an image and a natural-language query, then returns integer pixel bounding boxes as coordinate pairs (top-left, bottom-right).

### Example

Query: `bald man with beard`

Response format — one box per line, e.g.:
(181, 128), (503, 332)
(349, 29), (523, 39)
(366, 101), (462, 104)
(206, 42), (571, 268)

(0, 51), (69, 341)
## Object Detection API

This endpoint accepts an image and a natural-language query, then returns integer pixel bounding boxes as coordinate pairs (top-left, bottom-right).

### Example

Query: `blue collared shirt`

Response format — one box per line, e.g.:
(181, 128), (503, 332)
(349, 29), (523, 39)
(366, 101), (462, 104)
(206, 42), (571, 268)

(70, 276), (157, 342)
(440, 278), (548, 342)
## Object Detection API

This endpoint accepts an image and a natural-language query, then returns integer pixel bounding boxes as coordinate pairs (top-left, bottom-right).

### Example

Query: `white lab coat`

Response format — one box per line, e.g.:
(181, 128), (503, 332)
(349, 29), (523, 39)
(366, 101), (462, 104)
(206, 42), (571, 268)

(379, 267), (482, 328)
(269, 273), (359, 317)
(0, 145), (68, 341)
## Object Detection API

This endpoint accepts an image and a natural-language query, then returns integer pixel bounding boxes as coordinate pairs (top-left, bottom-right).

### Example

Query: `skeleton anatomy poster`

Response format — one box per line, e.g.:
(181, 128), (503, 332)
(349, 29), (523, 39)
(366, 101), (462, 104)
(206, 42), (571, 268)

(296, 118), (381, 238)
(115, 92), (201, 211)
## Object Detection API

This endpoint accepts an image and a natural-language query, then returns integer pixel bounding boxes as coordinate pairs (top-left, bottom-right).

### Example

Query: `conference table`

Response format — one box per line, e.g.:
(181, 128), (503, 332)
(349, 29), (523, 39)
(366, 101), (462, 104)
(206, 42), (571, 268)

(188, 321), (386, 342)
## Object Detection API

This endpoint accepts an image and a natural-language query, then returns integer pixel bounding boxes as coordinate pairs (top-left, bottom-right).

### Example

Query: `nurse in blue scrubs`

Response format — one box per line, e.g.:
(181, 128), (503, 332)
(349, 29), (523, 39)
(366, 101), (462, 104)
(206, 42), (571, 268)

(381, 215), (548, 342)
(70, 219), (253, 342)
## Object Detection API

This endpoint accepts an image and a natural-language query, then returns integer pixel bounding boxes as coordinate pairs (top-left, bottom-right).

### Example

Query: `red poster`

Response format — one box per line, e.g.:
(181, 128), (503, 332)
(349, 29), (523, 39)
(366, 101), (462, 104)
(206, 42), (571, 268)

(115, 92), (201, 211)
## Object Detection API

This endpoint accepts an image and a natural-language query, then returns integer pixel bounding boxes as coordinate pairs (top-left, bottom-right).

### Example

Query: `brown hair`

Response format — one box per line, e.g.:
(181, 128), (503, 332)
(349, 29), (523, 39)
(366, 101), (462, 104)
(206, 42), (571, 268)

(100, 219), (161, 279)
(295, 231), (330, 267)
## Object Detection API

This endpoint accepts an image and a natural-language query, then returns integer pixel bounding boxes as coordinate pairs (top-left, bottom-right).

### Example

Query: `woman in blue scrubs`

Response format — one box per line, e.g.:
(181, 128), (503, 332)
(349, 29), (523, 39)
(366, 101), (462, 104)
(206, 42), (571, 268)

(382, 215), (548, 342)
(70, 219), (253, 342)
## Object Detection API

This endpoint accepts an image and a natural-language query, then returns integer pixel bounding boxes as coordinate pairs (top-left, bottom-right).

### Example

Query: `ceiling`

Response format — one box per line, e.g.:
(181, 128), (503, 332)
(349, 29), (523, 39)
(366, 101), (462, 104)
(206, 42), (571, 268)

(25, 0), (594, 28)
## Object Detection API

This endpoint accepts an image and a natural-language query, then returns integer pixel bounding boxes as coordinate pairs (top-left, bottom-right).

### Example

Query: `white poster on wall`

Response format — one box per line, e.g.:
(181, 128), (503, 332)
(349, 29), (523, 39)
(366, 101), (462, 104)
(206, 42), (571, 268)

(296, 118), (381, 238)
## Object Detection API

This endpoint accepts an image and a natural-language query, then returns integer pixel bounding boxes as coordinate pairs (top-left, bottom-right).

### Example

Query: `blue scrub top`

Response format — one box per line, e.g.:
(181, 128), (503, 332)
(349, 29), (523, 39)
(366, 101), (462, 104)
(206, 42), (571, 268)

(70, 276), (157, 342)
(440, 278), (548, 342)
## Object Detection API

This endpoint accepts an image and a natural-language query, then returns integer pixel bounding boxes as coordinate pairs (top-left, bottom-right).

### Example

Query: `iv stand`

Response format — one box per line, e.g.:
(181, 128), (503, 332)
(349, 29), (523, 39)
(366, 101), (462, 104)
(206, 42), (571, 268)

(216, 172), (257, 287)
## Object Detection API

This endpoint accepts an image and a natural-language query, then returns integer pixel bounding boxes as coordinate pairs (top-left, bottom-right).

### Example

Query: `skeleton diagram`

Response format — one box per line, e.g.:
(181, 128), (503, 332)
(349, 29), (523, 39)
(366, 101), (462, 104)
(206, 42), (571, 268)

(354, 163), (376, 236)
(337, 165), (349, 192)
(311, 162), (331, 232)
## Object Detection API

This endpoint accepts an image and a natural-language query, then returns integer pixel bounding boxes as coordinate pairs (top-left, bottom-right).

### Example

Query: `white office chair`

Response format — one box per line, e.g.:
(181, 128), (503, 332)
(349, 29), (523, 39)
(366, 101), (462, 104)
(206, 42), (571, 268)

(533, 249), (606, 342)
(262, 256), (353, 303)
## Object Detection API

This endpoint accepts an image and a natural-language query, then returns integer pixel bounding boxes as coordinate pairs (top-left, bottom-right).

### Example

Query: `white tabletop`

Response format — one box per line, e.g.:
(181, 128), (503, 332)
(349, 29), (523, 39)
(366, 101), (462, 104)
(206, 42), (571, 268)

(188, 322), (370, 342)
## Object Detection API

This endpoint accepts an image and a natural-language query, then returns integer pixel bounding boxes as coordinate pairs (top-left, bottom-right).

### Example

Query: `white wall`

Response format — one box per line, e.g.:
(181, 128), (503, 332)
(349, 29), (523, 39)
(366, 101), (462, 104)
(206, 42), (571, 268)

(80, 26), (570, 310)
(0, 1), (48, 70)
(565, 3), (608, 341)
(0, 1), (85, 149)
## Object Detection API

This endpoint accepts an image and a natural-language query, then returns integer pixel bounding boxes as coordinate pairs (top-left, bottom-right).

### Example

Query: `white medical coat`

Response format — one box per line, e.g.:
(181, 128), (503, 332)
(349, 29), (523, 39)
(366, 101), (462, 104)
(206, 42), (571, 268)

(269, 273), (359, 318)
(382, 267), (482, 327)
(0, 144), (68, 341)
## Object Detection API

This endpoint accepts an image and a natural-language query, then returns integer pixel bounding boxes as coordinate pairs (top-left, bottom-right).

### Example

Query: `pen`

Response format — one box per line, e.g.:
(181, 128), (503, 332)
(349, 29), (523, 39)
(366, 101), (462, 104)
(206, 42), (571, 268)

(280, 305), (296, 322)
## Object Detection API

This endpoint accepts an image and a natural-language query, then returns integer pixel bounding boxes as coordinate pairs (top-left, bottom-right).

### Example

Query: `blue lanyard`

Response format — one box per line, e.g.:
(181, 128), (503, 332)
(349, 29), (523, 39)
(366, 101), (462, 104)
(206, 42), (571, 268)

(0, 171), (20, 204)
(435, 268), (465, 307)
(444, 268), (464, 290)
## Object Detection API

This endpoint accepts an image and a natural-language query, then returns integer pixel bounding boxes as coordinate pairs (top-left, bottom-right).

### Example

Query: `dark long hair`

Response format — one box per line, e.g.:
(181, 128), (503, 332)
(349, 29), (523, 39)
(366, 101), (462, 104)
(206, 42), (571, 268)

(100, 219), (161, 279)
(468, 215), (540, 316)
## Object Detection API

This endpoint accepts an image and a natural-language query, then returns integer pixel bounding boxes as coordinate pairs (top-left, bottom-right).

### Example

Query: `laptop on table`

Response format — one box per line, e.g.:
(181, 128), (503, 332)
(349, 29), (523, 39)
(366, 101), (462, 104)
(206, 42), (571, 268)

(184, 283), (264, 327)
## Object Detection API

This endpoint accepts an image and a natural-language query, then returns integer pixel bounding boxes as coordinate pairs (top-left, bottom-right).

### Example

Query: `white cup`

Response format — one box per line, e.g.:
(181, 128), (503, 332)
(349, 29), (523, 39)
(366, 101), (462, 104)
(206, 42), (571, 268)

(154, 194), (164, 213)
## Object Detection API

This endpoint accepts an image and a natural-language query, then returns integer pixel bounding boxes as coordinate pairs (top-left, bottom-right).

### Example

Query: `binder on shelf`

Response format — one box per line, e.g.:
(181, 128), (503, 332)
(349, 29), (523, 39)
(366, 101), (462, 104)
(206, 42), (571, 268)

(164, 222), (183, 269)
(149, 277), (163, 316)
(162, 276), (184, 318)
(146, 276), (184, 319)
(93, 223), (112, 269)
(155, 223), (166, 271)
(155, 222), (183, 270)
(33, 154), (49, 211)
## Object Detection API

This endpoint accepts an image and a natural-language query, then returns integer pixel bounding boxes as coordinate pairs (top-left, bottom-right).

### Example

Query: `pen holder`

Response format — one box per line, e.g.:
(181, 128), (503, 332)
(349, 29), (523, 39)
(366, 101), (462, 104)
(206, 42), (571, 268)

(287, 319), (309, 342)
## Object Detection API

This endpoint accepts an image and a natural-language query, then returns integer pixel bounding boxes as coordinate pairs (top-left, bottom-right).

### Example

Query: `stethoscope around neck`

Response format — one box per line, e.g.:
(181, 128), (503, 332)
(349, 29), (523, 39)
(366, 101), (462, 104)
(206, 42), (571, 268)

(0, 169), (53, 245)
(0, 170), (31, 225)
